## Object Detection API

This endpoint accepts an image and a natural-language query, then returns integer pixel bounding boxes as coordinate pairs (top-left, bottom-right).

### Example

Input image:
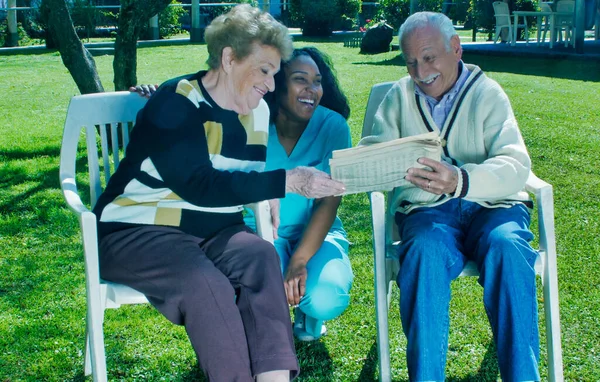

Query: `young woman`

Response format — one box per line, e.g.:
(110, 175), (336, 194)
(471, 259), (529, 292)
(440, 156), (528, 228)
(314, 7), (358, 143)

(256, 47), (354, 342)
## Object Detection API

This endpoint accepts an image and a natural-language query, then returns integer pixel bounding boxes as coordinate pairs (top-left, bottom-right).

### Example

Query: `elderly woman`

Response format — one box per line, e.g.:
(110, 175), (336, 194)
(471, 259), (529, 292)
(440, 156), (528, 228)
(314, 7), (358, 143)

(93, 5), (344, 381)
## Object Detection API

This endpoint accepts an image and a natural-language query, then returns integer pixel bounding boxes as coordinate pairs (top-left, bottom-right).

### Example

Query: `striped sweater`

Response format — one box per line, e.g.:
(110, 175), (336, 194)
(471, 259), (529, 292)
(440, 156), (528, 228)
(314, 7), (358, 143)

(93, 71), (286, 239)
(359, 64), (532, 214)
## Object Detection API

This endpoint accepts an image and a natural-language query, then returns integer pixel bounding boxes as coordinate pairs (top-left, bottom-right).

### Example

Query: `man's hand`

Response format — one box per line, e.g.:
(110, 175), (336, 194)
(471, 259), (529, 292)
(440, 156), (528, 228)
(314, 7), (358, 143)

(286, 166), (346, 199)
(405, 157), (459, 195)
(283, 257), (308, 306)
(129, 84), (158, 98)
(268, 199), (280, 240)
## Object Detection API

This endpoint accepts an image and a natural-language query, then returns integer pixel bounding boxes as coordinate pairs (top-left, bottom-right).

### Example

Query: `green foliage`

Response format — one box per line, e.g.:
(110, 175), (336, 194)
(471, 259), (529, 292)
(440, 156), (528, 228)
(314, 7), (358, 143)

(449, 0), (471, 24)
(376, 0), (446, 30)
(158, 0), (187, 38)
(199, 0), (258, 22)
(0, 20), (35, 47)
(71, 0), (99, 41)
(289, 0), (360, 36)
(376, 0), (411, 31)
(337, 0), (362, 31)
(0, 20), (6, 47)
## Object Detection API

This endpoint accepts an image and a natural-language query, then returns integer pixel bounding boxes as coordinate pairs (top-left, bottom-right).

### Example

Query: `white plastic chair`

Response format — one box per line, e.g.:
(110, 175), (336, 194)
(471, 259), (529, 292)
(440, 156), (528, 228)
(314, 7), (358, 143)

(493, 1), (529, 44)
(539, 2), (554, 43)
(555, 0), (575, 47)
(362, 82), (564, 382)
(59, 91), (274, 382)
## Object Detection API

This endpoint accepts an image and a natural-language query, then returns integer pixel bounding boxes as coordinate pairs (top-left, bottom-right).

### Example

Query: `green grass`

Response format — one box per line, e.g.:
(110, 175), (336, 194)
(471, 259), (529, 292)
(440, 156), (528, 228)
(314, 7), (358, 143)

(1, 41), (599, 381)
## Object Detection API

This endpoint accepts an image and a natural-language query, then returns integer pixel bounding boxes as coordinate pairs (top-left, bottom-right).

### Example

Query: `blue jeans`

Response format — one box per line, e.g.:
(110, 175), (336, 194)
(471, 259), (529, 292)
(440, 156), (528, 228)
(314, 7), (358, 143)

(275, 231), (353, 337)
(395, 199), (540, 382)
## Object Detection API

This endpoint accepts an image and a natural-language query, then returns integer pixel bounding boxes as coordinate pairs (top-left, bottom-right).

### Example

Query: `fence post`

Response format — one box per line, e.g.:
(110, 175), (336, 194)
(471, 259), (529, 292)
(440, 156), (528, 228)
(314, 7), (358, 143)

(7, 0), (18, 47)
(149, 14), (159, 40)
(190, 0), (202, 42)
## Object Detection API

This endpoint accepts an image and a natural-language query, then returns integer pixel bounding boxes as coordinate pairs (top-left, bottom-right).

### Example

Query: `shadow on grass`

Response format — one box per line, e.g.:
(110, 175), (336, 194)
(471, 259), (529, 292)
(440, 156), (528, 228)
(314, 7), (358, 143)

(180, 363), (208, 381)
(0, 151), (90, 217)
(358, 340), (498, 381)
(357, 341), (380, 381)
(447, 341), (499, 381)
(351, 53), (600, 82)
(295, 339), (334, 380)
(0, 146), (61, 161)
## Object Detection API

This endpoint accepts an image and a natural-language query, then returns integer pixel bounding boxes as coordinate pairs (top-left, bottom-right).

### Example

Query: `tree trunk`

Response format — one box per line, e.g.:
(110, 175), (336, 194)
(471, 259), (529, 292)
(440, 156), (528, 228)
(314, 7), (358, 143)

(44, 0), (104, 94)
(113, 0), (171, 91)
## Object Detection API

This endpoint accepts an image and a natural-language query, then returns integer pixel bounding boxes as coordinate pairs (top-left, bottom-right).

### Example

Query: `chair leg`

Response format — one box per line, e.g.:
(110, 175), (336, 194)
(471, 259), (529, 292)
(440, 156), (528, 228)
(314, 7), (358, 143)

(84, 318), (92, 376)
(86, 288), (108, 382)
(375, 268), (392, 382)
(542, 258), (564, 381)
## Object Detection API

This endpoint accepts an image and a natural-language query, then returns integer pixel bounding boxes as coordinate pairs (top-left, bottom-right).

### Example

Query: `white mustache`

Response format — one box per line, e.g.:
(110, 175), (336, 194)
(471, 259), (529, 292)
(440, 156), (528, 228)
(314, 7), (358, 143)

(417, 73), (440, 83)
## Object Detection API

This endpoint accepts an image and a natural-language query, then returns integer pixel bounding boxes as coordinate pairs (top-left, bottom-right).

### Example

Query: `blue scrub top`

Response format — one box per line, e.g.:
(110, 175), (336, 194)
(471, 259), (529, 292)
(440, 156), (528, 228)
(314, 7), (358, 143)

(246, 105), (352, 240)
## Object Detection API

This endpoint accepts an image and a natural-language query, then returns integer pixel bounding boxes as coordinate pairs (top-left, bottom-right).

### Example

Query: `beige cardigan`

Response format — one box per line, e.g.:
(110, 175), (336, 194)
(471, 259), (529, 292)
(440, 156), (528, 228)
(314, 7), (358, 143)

(359, 64), (532, 214)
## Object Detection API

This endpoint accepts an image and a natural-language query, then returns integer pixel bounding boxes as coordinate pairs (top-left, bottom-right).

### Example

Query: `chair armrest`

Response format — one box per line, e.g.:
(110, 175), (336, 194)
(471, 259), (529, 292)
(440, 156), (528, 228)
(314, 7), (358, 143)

(246, 201), (274, 244)
(368, 191), (388, 265)
(525, 171), (558, 281)
(525, 171), (552, 196)
(61, 176), (92, 216)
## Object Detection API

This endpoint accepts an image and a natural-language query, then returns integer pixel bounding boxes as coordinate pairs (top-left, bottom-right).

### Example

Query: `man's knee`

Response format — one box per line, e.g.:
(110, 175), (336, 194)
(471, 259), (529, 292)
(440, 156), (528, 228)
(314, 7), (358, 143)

(401, 230), (460, 270)
(484, 227), (537, 267)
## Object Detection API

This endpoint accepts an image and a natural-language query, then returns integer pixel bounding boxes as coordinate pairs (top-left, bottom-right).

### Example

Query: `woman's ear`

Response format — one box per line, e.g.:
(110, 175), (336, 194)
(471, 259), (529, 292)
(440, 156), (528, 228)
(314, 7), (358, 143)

(221, 47), (234, 74)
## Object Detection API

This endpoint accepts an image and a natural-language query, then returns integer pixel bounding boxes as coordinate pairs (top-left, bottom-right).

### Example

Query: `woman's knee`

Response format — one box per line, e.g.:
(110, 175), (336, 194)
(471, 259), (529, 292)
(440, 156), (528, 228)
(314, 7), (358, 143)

(243, 236), (282, 270)
(301, 281), (351, 321)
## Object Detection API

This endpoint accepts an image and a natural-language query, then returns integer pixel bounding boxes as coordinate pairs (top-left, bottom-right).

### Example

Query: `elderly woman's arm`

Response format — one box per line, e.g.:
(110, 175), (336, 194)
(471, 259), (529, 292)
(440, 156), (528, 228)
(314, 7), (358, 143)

(142, 91), (343, 207)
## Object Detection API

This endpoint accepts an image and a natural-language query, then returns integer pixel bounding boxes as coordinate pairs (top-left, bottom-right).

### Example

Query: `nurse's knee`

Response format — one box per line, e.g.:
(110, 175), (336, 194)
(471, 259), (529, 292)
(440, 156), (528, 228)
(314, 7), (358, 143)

(303, 279), (351, 320)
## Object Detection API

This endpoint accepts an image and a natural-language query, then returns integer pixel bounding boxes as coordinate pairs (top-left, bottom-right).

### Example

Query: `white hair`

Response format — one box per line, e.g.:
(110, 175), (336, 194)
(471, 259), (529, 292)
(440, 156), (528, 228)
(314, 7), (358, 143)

(398, 12), (457, 52)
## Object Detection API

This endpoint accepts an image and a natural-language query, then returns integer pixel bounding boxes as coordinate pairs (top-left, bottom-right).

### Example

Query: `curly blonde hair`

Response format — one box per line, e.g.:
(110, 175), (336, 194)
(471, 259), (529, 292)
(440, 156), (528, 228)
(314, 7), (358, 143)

(204, 4), (293, 70)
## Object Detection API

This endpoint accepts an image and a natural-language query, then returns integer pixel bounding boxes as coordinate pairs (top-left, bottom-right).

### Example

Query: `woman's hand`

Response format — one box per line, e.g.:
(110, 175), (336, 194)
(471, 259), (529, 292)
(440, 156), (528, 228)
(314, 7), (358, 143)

(284, 257), (308, 306)
(405, 157), (459, 195)
(286, 166), (346, 199)
(129, 84), (158, 98)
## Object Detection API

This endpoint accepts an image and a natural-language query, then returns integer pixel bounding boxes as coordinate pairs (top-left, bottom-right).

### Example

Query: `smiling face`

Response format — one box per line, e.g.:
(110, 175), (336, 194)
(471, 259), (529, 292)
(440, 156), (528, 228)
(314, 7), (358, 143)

(402, 26), (462, 100)
(278, 54), (324, 123)
(226, 43), (281, 114)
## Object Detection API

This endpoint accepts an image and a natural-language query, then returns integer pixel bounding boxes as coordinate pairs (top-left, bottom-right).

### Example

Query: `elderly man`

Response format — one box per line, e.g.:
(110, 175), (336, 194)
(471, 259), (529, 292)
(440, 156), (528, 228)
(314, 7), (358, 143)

(359, 12), (540, 382)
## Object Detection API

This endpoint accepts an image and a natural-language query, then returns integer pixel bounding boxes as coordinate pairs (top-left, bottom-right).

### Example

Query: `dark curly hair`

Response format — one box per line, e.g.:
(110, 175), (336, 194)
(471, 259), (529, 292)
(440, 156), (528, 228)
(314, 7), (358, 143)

(265, 47), (351, 122)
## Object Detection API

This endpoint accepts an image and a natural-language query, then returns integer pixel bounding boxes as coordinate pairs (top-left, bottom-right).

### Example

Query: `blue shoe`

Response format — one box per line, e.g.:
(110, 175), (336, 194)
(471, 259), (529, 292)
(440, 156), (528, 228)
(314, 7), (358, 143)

(293, 308), (326, 341)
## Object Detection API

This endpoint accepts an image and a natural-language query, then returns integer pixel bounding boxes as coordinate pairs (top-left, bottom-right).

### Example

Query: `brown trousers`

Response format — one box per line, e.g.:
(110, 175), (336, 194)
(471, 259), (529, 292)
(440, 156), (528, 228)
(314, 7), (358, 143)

(99, 224), (298, 381)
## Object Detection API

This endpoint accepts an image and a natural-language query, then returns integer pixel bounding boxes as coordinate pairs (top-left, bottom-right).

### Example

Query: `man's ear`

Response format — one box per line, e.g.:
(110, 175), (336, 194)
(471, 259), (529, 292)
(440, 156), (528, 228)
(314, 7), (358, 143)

(221, 47), (234, 74)
(451, 35), (463, 59)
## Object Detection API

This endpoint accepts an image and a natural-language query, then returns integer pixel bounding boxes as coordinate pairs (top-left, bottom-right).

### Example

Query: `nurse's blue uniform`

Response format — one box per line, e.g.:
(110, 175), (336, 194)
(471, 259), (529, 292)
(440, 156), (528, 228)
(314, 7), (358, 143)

(247, 105), (354, 338)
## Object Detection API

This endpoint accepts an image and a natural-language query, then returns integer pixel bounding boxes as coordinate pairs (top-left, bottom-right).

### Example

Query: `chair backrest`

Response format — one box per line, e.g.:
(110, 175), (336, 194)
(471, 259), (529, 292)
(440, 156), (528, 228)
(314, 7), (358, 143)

(361, 82), (395, 138)
(60, 92), (148, 209)
(492, 1), (512, 27)
(556, 0), (575, 12)
(540, 2), (553, 12)
(555, 0), (575, 25)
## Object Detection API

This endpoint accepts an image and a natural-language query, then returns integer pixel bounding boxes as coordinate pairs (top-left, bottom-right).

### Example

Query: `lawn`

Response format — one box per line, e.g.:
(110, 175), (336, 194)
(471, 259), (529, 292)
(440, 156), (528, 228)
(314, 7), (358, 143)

(1, 41), (599, 381)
